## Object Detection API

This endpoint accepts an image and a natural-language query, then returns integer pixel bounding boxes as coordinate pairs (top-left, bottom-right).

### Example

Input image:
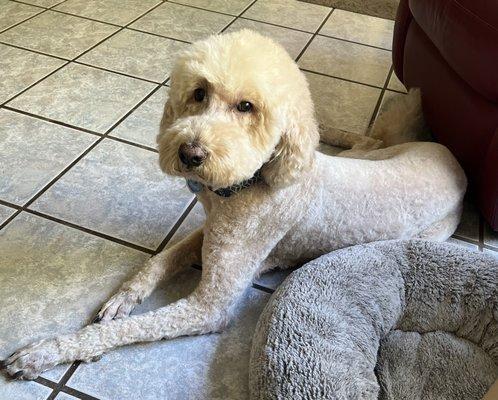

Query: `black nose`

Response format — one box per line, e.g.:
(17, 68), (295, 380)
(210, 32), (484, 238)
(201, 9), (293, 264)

(178, 143), (207, 167)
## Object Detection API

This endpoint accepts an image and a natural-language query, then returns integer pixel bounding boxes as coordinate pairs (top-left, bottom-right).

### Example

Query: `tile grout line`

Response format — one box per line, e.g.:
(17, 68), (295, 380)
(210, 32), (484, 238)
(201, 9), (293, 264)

(238, 15), (318, 34)
(102, 84), (164, 136)
(21, 137), (105, 208)
(166, 0), (243, 18)
(1, 0), (166, 109)
(1, 105), (160, 154)
(8, 0), (173, 212)
(57, 385), (101, 400)
(41, 361), (95, 400)
(0, 5), (45, 35)
(294, 7), (335, 63)
(154, 197), (198, 254)
(0, 209), (22, 231)
(9, 0), (67, 9)
(4, 0), (394, 63)
(125, 26), (192, 43)
(252, 283), (275, 294)
(1, 0), (71, 36)
(0, 0), (175, 239)
(219, 0), (259, 33)
(367, 65), (394, 129)
(72, 61), (162, 85)
(106, 135), (159, 153)
(0, 196), (156, 254)
(0, 0), (179, 259)
(1, 106), (102, 136)
(317, 32), (393, 52)
(0, 40), (69, 61)
(24, 209), (156, 254)
(1, 2), (398, 104)
(299, 68), (385, 90)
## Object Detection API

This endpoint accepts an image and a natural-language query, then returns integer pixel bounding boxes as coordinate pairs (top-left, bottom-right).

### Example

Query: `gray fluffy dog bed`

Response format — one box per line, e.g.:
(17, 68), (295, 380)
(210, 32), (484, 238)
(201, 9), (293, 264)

(250, 240), (498, 399)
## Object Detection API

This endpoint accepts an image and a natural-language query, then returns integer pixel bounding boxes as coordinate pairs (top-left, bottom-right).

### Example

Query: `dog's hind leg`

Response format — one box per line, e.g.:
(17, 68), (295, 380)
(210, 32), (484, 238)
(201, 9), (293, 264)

(416, 208), (463, 241)
(95, 228), (203, 322)
(369, 88), (429, 146)
(320, 125), (383, 151)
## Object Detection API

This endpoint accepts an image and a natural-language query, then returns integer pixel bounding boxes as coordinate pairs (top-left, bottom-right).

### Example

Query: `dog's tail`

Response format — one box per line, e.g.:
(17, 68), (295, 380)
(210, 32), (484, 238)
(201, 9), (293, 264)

(368, 88), (430, 146)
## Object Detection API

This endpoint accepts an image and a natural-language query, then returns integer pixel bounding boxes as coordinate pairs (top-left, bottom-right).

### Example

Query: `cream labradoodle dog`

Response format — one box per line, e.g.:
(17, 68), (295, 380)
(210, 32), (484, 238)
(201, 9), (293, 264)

(2, 30), (467, 379)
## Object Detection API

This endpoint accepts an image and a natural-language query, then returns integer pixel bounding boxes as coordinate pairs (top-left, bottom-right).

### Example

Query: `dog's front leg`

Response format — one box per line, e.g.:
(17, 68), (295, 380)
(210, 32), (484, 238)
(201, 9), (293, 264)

(96, 228), (203, 322)
(1, 224), (282, 380)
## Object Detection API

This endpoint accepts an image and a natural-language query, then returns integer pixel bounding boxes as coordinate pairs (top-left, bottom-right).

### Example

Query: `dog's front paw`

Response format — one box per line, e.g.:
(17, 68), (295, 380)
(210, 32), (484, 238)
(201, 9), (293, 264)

(95, 290), (139, 323)
(1, 340), (61, 380)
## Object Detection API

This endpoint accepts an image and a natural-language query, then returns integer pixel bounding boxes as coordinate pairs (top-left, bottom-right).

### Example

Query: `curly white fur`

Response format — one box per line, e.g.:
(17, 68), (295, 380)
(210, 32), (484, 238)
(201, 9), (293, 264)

(1, 30), (467, 380)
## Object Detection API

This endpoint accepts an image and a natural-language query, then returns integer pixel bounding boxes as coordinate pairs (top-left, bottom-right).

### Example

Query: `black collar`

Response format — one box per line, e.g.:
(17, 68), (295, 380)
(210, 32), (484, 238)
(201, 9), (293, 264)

(186, 170), (262, 198)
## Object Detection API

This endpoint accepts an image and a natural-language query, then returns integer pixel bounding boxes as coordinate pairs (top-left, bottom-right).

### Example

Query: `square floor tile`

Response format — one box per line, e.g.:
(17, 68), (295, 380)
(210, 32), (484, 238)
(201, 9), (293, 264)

(225, 18), (312, 59)
(67, 268), (269, 400)
(0, 43), (65, 104)
(171, 0), (253, 15)
(454, 200), (480, 242)
(130, 2), (233, 42)
(299, 35), (391, 87)
(243, 0), (330, 33)
(0, 212), (148, 396)
(110, 87), (168, 148)
(79, 30), (189, 83)
(31, 139), (193, 249)
(18, 0), (64, 7)
(0, 0), (42, 32)
(320, 10), (394, 50)
(0, 11), (118, 59)
(305, 71), (380, 134)
(8, 63), (155, 133)
(54, 0), (161, 26)
(0, 109), (96, 205)
(484, 224), (498, 248)
(388, 72), (407, 93)
(0, 204), (16, 224)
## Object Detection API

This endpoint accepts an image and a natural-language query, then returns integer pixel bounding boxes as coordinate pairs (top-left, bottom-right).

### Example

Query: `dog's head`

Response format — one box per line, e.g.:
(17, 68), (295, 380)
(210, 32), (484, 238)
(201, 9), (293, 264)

(157, 29), (319, 190)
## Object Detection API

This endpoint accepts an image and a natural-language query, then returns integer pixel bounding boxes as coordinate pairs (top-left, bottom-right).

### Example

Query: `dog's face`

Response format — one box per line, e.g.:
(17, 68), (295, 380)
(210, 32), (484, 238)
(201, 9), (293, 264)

(157, 30), (319, 189)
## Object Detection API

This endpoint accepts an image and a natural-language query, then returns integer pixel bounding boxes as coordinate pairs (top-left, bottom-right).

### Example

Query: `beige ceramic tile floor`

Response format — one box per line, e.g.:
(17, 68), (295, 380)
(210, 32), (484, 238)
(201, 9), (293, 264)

(0, 1), (496, 399)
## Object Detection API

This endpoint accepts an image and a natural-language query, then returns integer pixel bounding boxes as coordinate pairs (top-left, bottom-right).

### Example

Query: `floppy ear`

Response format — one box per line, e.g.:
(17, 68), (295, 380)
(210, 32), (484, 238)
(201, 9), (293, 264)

(159, 97), (174, 132)
(261, 107), (319, 188)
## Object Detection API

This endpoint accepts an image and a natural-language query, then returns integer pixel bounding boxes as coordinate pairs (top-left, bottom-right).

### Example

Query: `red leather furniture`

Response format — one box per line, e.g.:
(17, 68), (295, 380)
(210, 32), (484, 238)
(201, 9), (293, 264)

(393, 0), (498, 230)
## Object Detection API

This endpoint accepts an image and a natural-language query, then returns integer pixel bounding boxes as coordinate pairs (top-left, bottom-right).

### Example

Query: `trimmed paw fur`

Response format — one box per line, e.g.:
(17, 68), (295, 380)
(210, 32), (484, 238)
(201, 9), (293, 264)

(1, 340), (61, 380)
(96, 290), (140, 323)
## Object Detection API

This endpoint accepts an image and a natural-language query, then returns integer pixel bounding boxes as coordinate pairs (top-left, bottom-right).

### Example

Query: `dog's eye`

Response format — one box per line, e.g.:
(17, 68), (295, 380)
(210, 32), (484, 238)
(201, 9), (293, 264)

(193, 88), (205, 102)
(236, 101), (253, 113)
